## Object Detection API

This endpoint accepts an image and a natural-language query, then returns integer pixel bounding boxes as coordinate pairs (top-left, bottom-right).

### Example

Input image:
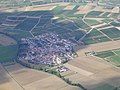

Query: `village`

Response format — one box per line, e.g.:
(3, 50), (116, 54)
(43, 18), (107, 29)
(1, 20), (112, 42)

(18, 33), (77, 67)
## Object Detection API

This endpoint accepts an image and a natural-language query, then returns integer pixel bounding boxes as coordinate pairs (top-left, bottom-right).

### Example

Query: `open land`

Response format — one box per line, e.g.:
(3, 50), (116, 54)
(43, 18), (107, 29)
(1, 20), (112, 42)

(0, 0), (120, 90)
(0, 63), (80, 90)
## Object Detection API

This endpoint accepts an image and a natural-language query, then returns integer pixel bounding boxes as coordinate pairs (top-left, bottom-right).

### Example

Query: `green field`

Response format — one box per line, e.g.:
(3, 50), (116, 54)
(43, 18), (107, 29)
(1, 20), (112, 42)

(100, 28), (120, 40)
(74, 19), (90, 29)
(0, 45), (18, 62)
(95, 50), (115, 58)
(84, 19), (101, 26)
(83, 29), (111, 45)
(86, 11), (103, 17)
(95, 49), (120, 66)
(4, 29), (32, 41)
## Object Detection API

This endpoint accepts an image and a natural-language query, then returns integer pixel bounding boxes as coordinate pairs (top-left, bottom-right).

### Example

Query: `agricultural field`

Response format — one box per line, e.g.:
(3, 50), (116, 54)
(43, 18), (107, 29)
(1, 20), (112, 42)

(82, 28), (111, 45)
(0, 63), (81, 90)
(0, 0), (120, 90)
(100, 27), (120, 40)
(0, 45), (18, 62)
(95, 49), (120, 67)
(0, 1), (119, 46)
(63, 56), (120, 90)
(0, 33), (16, 46)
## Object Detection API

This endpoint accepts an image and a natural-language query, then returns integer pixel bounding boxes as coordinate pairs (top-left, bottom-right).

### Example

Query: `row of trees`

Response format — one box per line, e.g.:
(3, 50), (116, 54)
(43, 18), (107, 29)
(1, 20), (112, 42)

(59, 75), (87, 90)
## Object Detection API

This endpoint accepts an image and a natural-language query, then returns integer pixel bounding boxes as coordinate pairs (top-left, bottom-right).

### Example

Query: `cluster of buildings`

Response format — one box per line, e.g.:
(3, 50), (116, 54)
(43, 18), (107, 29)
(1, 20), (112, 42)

(56, 66), (69, 72)
(18, 33), (77, 66)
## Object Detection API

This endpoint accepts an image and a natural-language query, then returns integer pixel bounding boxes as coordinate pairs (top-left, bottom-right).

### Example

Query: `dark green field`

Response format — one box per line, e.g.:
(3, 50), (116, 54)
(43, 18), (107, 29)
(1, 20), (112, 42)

(95, 49), (120, 66)
(0, 45), (18, 62)
(82, 29), (111, 45)
(100, 28), (120, 40)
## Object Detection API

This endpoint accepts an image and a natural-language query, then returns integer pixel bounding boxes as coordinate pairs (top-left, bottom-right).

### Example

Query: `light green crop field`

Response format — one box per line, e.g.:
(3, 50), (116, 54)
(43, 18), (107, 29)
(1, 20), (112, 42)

(95, 50), (115, 58)
(84, 19), (101, 26)
(95, 49), (120, 66)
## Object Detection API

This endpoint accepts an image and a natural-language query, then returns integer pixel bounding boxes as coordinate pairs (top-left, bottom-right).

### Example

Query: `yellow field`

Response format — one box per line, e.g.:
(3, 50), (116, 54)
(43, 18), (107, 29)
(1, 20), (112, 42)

(0, 63), (80, 90)
(63, 55), (120, 90)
